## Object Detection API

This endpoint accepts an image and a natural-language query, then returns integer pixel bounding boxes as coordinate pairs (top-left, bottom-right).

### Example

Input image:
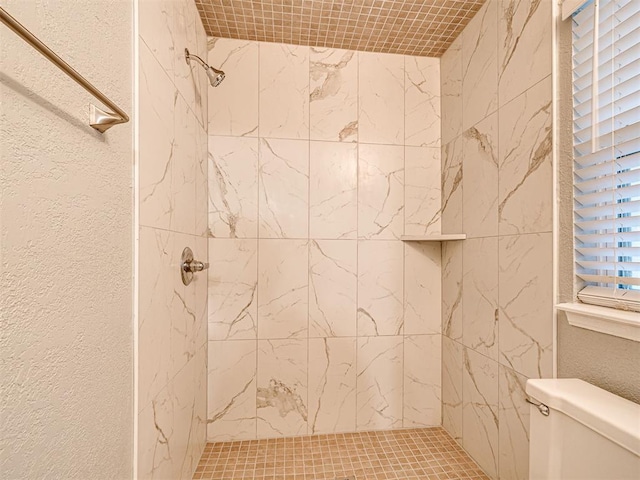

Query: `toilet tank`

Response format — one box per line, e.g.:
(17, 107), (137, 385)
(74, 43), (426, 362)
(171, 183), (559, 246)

(527, 378), (640, 480)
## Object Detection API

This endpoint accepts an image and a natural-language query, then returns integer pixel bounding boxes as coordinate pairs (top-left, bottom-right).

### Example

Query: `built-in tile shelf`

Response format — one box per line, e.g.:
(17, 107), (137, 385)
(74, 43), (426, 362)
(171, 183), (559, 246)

(400, 234), (466, 242)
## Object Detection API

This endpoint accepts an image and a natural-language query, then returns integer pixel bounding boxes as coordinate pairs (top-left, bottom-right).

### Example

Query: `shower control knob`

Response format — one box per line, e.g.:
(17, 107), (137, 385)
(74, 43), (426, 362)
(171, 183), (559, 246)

(183, 260), (209, 273)
(180, 247), (208, 286)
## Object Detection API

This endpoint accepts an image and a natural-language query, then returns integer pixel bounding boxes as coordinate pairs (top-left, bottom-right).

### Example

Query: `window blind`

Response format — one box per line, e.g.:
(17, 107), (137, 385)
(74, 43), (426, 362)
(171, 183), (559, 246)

(572, 0), (640, 312)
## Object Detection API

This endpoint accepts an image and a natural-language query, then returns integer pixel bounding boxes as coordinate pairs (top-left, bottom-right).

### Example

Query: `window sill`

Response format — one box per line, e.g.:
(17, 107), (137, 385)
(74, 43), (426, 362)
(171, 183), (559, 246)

(556, 303), (640, 343)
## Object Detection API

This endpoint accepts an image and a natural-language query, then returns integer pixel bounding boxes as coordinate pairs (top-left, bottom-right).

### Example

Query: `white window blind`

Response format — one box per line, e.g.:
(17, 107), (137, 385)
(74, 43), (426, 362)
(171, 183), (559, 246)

(572, 0), (640, 312)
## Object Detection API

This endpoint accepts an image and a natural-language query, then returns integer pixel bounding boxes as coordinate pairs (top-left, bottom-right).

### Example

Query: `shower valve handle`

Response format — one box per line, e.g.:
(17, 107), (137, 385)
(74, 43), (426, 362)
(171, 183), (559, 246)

(183, 260), (209, 273)
(180, 247), (207, 285)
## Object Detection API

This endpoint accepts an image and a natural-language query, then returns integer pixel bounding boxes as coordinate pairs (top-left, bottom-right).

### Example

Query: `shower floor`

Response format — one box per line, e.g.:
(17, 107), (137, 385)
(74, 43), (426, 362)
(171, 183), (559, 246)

(193, 427), (489, 480)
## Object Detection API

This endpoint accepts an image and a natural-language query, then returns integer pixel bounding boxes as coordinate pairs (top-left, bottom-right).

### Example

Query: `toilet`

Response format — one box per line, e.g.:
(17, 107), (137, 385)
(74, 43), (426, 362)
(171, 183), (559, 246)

(527, 378), (640, 479)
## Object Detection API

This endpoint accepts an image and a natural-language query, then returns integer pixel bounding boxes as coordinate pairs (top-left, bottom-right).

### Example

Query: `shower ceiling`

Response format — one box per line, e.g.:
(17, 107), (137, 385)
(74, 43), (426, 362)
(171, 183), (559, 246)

(194, 0), (486, 57)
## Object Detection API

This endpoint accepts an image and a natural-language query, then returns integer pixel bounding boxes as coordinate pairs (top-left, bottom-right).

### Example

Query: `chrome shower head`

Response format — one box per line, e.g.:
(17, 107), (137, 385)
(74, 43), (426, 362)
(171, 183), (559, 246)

(206, 66), (225, 87)
(185, 48), (225, 87)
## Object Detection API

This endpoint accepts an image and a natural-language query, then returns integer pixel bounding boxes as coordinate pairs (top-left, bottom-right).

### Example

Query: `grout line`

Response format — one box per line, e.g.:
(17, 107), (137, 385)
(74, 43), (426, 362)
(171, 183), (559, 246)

(306, 44), (311, 437)
(133, 1), (141, 476)
(495, 1), (502, 470)
(355, 48), (360, 433)
(207, 133), (407, 147)
(401, 54), (407, 429)
(254, 39), (260, 442)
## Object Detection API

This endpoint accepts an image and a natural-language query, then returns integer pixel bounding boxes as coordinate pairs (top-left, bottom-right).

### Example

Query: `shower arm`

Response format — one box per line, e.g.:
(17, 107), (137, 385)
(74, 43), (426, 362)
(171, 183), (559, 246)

(185, 49), (208, 69)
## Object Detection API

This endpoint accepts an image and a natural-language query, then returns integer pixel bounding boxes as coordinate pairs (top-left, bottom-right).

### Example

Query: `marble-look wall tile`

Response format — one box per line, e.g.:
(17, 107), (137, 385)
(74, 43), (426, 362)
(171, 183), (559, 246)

(208, 136), (259, 238)
(191, 346), (208, 473)
(462, 0), (498, 130)
(259, 43), (309, 139)
(405, 56), (441, 147)
(405, 146), (441, 236)
(441, 35), (463, 144)
(138, 385), (173, 479)
(357, 241), (404, 336)
(257, 240), (308, 339)
(309, 240), (357, 338)
(499, 233), (553, 379)
(205, 40), (448, 442)
(195, 124), (208, 237)
(208, 38), (259, 137)
(439, 3), (553, 475)
(193, 6), (208, 131)
(138, 3), (207, 477)
(442, 241), (463, 342)
(138, 350), (206, 480)
(172, 95), (197, 235)
(498, 78), (553, 235)
(441, 136), (463, 234)
(139, 0), (174, 77)
(139, 43), (175, 231)
(308, 337), (357, 434)
(208, 239), (257, 340)
(498, 0), (552, 106)
(310, 48), (358, 142)
(173, 0), (206, 127)
(463, 237), (499, 360)
(404, 242), (441, 335)
(207, 340), (257, 441)
(462, 113), (499, 238)
(359, 52), (404, 145)
(193, 235), (209, 351)
(257, 339), (308, 438)
(309, 142), (357, 239)
(169, 232), (203, 377)
(356, 336), (403, 430)
(463, 347), (499, 479)
(404, 335), (442, 427)
(499, 365), (530, 480)
(259, 138), (309, 239)
(138, 227), (173, 408)
(358, 144), (404, 240)
(442, 336), (463, 441)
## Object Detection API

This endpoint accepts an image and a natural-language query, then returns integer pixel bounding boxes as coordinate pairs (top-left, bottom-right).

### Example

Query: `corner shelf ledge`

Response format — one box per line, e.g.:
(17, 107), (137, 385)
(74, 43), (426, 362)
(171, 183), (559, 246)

(400, 234), (466, 241)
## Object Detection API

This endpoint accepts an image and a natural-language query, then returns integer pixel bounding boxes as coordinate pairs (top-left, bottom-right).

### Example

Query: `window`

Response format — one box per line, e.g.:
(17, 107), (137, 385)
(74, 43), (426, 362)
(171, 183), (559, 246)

(571, 0), (640, 312)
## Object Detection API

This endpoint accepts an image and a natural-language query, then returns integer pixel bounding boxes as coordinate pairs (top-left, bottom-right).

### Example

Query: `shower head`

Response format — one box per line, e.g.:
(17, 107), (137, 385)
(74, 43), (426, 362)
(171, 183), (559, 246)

(185, 48), (225, 87)
(206, 66), (225, 87)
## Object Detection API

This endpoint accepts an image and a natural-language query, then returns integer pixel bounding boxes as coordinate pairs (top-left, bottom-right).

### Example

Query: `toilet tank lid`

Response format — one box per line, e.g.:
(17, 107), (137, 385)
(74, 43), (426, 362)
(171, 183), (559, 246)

(526, 379), (640, 457)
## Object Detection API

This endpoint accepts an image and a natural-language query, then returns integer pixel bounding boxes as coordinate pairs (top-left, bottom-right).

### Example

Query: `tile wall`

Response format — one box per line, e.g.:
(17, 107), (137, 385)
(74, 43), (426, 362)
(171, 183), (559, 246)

(439, 0), (553, 479)
(137, 0), (209, 478)
(207, 38), (443, 442)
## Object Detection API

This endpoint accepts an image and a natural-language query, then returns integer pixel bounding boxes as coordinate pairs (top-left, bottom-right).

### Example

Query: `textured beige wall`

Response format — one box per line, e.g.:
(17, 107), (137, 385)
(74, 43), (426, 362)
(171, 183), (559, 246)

(555, 15), (640, 405)
(0, 1), (133, 478)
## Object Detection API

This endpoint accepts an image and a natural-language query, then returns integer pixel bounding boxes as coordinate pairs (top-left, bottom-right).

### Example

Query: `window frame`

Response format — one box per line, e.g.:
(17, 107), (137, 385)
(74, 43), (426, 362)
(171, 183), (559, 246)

(556, 0), (640, 342)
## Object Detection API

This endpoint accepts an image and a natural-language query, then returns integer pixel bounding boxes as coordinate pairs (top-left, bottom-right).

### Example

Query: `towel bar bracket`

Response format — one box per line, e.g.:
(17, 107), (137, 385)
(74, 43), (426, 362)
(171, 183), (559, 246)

(0, 6), (130, 133)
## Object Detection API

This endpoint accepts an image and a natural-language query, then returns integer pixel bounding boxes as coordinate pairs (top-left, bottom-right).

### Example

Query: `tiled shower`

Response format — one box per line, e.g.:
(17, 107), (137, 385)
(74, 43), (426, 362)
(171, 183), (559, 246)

(203, 0), (554, 477)
(206, 39), (444, 440)
(137, 0), (554, 478)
